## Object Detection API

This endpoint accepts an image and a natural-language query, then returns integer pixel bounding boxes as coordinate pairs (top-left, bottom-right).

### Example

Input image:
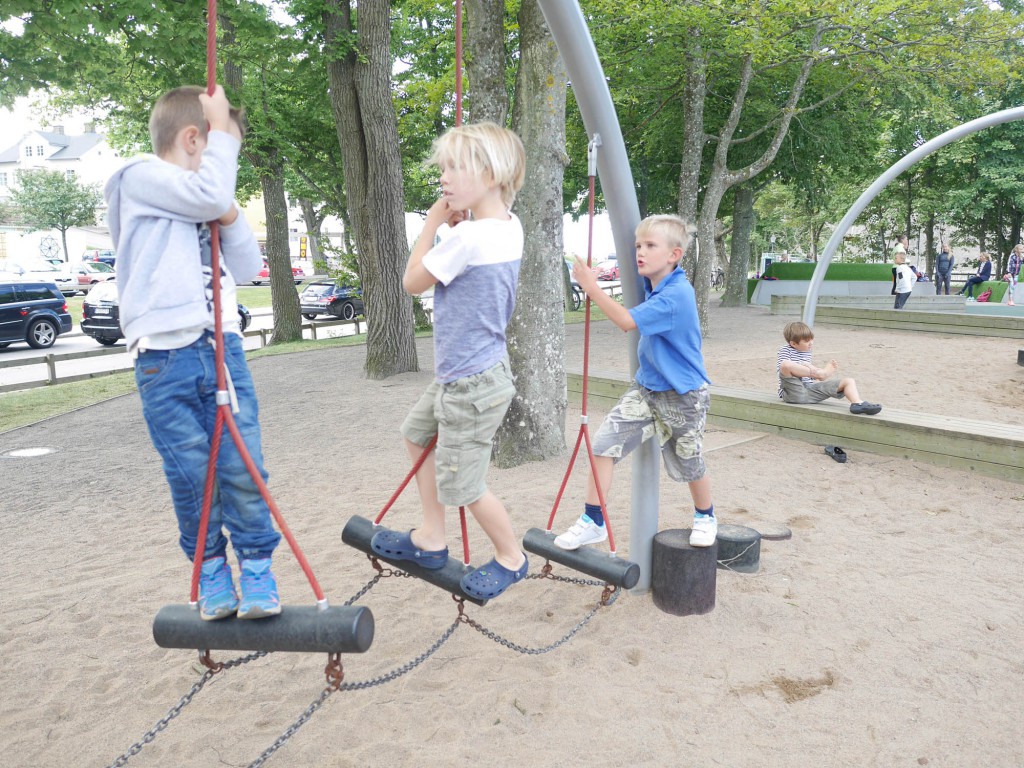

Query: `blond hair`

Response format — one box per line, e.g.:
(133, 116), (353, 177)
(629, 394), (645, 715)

(149, 85), (246, 158)
(429, 122), (525, 208)
(635, 214), (693, 253)
(783, 321), (814, 344)
(894, 253), (906, 265)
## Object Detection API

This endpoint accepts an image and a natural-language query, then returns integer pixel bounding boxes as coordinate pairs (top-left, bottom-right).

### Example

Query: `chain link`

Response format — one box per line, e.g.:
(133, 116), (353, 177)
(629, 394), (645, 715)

(458, 580), (620, 655)
(106, 579), (379, 767)
(245, 617), (462, 767)
(105, 650), (267, 768)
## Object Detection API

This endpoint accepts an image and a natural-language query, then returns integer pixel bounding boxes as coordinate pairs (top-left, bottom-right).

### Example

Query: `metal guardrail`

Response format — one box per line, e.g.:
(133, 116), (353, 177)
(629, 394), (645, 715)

(0, 316), (365, 393)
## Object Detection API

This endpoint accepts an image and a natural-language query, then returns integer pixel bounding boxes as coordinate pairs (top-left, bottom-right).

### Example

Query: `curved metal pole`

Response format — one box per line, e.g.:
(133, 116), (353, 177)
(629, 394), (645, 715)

(536, 0), (659, 592)
(804, 106), (1024, 325)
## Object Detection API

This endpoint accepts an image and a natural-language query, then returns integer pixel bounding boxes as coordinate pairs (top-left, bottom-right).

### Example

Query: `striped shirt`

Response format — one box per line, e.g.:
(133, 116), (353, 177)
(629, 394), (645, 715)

(777, 344), (812, 398)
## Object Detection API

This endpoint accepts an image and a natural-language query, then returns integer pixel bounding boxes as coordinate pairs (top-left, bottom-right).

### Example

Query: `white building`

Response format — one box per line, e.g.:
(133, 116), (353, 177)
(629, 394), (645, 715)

(0, 125), (123, 261)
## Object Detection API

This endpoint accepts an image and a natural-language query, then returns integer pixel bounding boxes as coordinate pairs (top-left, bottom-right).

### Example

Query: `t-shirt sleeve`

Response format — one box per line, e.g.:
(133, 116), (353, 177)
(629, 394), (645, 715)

(421, 227), (474, 286)
(629, 291), (675, 336)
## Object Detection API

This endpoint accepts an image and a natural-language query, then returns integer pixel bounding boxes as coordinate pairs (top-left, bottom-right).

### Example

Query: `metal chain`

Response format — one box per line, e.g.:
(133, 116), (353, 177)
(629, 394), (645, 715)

(458, 579), (620, 655)
(245, 617), (462, 767)
(106, 578), (380, 767)
(105, 650), (267, 768)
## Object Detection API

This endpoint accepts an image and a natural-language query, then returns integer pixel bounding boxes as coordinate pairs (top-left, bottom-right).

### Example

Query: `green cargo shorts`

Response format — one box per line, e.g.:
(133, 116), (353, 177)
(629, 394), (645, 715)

(592, 384), (709, 483)
(401, 356), (516, 506)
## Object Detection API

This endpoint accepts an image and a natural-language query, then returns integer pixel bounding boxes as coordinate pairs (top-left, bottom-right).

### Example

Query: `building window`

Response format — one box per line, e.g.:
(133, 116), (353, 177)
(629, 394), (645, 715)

(25, 146), (33, 157)
(0, 173), (7, 187)
(65, 170), (76, 181)
(36, 145), (44, 155)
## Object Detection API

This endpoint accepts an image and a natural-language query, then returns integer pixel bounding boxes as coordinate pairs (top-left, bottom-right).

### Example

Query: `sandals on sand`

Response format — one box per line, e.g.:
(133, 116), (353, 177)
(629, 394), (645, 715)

(370, 529), (449, 570)
(460, 555), (529, 600)
(825, 445), (847, 463)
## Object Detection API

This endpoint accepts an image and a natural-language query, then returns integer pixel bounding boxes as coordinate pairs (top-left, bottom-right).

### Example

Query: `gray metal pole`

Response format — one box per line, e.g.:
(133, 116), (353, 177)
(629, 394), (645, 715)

(536, 0), (659, 591)
(803, 106), (1024, 326)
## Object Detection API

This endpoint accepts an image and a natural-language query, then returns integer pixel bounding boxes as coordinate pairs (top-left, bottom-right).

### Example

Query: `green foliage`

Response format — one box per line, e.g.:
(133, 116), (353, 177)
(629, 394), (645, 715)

(10, 169), (102, 254)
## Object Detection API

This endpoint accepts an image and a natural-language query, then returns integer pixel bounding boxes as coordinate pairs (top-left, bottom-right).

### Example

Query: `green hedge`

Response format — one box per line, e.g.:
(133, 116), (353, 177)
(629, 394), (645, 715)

(763, 262), (897, 280)
(957, 280), (1008, 302)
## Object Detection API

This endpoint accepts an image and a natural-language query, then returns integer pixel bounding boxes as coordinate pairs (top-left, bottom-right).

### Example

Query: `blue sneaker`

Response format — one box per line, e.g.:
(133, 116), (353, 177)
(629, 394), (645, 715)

(237, 558), (282, 619)
(198, 557), (239, 621)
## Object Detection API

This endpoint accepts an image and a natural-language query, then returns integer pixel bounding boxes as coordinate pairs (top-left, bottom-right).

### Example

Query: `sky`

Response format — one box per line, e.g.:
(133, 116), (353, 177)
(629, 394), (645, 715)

(0, 95), (620, 258)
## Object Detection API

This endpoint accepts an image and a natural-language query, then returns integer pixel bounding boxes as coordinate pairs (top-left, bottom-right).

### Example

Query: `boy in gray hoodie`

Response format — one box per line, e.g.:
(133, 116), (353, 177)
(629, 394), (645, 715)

(104, 85), (281, 621)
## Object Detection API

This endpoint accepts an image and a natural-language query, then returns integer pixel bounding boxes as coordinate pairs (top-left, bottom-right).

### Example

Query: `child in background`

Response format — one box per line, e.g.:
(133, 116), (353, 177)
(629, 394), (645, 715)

(370, 122), (528, 600)
(104, 85), (282, 621)
(777, 321), (882, 416)
(554, 214), (717, 552)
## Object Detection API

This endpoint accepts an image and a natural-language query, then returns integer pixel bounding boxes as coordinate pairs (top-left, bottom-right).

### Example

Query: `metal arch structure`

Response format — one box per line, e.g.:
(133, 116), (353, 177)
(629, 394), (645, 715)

(536, 1), (661, 591)
(803, 105), (1024, 326)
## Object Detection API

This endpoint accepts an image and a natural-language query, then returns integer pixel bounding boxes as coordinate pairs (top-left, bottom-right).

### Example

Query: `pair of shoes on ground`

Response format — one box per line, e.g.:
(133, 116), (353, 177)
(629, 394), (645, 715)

(553, 512), (717, 549)
(198, 556), (281, 621)
(370, 528), (526, 600)
(825, 445), (847, 463)
(849, 401), (882, 415)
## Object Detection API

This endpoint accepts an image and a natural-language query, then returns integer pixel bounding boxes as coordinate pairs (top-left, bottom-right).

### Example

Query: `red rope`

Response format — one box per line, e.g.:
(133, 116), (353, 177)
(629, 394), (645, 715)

(545, 140), (618, 555)
(190, 0), (327, 605)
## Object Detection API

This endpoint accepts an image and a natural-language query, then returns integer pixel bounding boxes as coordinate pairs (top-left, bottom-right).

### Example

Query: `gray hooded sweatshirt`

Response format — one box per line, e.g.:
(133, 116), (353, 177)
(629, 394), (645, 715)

(103, 131), (262, 349)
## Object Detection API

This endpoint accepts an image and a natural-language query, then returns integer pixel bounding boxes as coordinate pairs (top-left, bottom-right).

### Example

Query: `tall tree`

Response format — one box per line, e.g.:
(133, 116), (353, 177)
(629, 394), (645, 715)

(10, 169), (101, 262)
(493, 0), (569, 466)
(312, 0), (419, 379)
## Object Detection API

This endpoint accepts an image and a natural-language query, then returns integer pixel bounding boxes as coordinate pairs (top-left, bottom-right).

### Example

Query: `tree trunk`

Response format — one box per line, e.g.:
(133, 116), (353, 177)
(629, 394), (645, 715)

(221, 19), (301, 342)
(322, 0), (418, 379)
(260, 165), (302, 343)
(721, 185), (753, 307)
(298, 198), (325, 266)
(493, 0), (568, 468)
(464, 0), (509, 125)
(677, 37), (707, 281)
(925, 212), (935, 275)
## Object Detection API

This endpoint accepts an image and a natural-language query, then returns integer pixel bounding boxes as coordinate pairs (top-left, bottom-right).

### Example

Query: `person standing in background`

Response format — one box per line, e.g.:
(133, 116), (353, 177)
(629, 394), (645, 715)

(935, 241), (955, 295)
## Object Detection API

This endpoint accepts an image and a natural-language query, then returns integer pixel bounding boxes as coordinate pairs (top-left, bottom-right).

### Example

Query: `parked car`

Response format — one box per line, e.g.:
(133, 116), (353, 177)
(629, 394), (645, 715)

(299, 280), (365, 321)
(81, 281), (252, 346)
(0, 258), (79, 297)
(0, 280), (73, 350)
(252, 260), (304, 285)
(71, 262), (116, 293)
(82, 249), (117, 267)
(595, 258), (619, 281)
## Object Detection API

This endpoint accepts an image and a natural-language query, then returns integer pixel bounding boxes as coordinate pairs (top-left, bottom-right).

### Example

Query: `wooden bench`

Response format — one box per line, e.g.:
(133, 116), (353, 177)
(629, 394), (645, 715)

(814, 306), (1024, 338)
(770, 294), (966, 316)
(565, 369), (1024, 483)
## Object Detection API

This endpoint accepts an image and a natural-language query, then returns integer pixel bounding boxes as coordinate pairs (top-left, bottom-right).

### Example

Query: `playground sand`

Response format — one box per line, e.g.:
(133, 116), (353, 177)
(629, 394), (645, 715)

(1, 302), (1022, 767)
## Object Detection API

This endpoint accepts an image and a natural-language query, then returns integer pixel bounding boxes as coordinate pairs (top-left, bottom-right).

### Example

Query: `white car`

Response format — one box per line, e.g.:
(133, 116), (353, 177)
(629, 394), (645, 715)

(0, 258), (78, 297)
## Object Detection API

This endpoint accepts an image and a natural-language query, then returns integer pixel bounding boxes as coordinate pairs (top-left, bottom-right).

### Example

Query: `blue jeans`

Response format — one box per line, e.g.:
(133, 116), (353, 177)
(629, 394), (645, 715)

(134, 332), (281, 562)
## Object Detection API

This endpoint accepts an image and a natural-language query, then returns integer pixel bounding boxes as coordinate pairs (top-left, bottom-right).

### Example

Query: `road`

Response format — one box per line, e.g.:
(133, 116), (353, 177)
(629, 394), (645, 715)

(0, 308), (363, 391)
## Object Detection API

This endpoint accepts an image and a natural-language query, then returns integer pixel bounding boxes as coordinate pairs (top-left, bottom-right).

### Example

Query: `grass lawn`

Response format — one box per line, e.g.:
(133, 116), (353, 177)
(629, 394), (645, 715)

(1, 299), (611, 435)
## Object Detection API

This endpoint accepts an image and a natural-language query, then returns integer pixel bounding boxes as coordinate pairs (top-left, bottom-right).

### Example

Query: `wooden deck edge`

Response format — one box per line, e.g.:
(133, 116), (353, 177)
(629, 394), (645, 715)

(566, 371), (1024, 483)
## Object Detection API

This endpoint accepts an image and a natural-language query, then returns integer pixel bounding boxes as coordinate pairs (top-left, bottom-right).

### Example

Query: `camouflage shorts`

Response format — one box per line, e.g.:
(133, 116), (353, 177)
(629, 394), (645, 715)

(592, 384), (709, 483)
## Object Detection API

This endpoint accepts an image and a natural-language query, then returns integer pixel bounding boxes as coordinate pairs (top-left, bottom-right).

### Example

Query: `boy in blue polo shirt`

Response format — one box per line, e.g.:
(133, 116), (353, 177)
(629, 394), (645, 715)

(555, 214), (716, 550)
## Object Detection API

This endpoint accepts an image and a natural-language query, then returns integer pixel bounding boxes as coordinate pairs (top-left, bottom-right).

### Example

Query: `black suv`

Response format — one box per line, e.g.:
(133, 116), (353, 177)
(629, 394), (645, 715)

(82, 281), (253, 345)
(299, 280), (365, 321)
(0, 280), (73, 350)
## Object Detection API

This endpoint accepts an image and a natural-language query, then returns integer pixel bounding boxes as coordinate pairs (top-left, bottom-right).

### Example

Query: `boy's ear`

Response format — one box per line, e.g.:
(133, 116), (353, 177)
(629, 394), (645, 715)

(181, 125), (202, 155)
(669, 246), (684, 264)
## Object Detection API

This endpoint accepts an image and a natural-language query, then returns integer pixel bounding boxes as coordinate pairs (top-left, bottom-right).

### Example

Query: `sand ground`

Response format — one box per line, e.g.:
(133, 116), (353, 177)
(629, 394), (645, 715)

(1, 302), (1022, 767)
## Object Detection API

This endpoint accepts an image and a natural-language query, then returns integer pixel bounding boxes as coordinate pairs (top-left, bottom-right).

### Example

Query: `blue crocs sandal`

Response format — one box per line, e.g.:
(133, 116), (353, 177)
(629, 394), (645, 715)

(370, 529), (449, 570)
(460, 555), (529, 600)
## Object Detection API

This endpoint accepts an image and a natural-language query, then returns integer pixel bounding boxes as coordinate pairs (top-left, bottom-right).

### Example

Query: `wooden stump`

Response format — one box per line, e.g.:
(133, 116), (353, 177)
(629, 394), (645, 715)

(1017, 349), (1024, 367)
(716, 524), (762, 573)
(651, 529), (717, 616)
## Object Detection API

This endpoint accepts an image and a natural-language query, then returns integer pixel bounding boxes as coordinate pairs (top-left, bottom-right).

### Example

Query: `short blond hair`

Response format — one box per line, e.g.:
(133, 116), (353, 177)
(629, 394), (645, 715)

(149, 85), (246, 158)
(783, 321), (814, 343)
(635, 214), (692, 253)
(429, 122), (525, 208)
(894, 253), (906, 265)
